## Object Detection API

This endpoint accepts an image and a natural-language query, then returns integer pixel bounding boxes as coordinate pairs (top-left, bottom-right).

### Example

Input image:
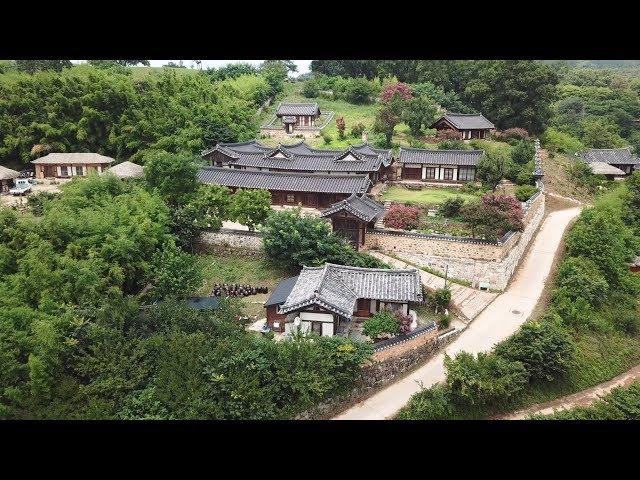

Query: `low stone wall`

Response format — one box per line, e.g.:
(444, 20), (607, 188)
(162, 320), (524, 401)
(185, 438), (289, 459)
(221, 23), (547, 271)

(296, 327), (463, 420)
(392, 193), (546, 290)
(198, 229), (264, 251)
(259, 129), (320, 141)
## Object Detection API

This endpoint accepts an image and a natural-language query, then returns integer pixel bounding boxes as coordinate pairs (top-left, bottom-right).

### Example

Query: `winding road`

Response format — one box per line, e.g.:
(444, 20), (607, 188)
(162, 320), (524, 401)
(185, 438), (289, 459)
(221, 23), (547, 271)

(334, 205), (582, 420)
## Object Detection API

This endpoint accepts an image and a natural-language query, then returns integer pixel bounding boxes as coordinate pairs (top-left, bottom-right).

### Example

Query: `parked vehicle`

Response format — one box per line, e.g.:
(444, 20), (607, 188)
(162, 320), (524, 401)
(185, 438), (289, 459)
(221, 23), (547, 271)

(9, 178), (32, 195)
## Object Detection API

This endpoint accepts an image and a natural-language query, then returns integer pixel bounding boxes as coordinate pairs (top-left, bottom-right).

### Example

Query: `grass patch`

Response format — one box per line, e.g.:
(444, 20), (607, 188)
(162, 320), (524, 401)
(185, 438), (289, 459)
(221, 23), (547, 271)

(195, 250), (289, 318)
(381, 185), (478, 206)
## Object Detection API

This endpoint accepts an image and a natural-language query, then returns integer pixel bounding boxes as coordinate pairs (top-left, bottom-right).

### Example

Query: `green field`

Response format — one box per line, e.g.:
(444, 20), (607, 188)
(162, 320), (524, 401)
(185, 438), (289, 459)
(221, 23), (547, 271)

(259, 82), (411, 149)
(381, 185), (478, 205)
(195, 251), (289, 318)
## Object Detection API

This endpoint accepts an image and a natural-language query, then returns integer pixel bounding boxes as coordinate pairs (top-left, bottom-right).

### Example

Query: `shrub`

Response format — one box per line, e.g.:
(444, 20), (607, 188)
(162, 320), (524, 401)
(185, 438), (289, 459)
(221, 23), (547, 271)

(321, 131), (333, 145)
(26, 191), (60, 216)
(439, 313), (451, 329)
(433, 288), (451, 311)
(301, 79), (319, 98)
(333, 77), (376, 105)
(369, 132), (389, 149)
(541, 127), (584, 154)
(437, 139), (468, 150)
(351, 122), (365, 139)
(461, 193), (524, 240)
(511, 140), (535, 165)
(445, 351), (529, 407)
(515, 185), (538, 202)
(363, 310), (400, 340)
(494, 315), (575, 382)
(497, 127), (530, 144)
(383, 204), (421, 230)
(515, 161), (536, 186)
(437, 196), (465, 217)
(554, 256), (609, 307)
(396, 384), (454, 420)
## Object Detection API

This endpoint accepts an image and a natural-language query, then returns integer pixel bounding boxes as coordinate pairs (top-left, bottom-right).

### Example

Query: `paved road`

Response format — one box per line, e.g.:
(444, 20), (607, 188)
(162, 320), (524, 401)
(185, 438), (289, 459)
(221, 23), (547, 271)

(334, 206), (582, 420)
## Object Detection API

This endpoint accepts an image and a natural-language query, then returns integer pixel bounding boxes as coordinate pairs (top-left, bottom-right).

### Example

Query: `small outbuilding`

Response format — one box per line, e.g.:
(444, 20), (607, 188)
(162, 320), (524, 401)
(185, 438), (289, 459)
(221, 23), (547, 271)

(320, 194), (385, 250)
(275, 103), (321, 133)
(0, 165), (20, 193)
(579, 148), (640, 176)
(107, 161), (144, 179)
(587, 161), (626, 180)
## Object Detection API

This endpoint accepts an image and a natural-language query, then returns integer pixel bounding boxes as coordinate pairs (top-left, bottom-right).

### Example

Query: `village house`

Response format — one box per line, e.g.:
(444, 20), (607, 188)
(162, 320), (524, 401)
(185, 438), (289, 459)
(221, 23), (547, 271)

(395, 147), (484, 182)
(0, 165), (20, 193)
(199, 140), (393, 208)
(202, 140), (392, 183)
(197, 167), (372, 208)
(275, 102), (321, 133)
(320, 194), (385, 250)
(430, 113), (495, 140)
(31, 153), (114, 179)
(579, 148), (640, 176)
(264, 263), (423, 336)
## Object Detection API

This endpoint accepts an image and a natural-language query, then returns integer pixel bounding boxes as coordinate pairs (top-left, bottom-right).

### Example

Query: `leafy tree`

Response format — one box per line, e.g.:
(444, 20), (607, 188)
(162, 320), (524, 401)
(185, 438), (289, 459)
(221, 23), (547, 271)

(553, 256), (609, 307)
(437, 197), (465, 217)
(495, 315), (575, 382)
(433, 288), (451, 311)
(401, 96), (439, 137)
(444, 351), (529, 407)
(88, 60), (150, 68)
(336, 116), (346, 139)
(14, 60), (72, 73)
(623, 171), (640, 231)
(461, 194), (524, 240)
(334, 77), (376, 104)
(362, 310), (400, 340)
(437, 139), (468, 150)
(459, 60), (559, 134)
(147, 242), (203, 301)
(261, 209), (386, 271)
(476, 147), (514, 191)
(514, 185), (538, 202)
(580, 117), (627, 149)
(541, 127), (585, 154)
(227, 188), (271, 231)
(144, 152), (199, 206)
(380, 82), (413, 103)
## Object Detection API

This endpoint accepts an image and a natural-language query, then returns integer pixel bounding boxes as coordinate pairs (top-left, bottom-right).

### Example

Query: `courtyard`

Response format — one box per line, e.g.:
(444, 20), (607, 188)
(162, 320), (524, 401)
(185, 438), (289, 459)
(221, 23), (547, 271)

(380, 184), (478, 206)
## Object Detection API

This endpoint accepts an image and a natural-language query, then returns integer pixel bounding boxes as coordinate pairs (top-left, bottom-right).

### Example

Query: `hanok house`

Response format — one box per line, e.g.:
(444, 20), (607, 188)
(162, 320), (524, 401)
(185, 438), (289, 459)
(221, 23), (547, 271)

(275, 103), (321, 133)
(264, 263), (423, 336)
(107, 161), (144, 179)
(320, 194), (385, 250)
(197, 167), (372, 208)
(31, 153), (114, 179)
(579, 148), (640, 176)
(430, 113), (495, 140)
(201, 139), (392, 184)
(586, 161), (626, 181)
(396, 147), (484, 182)
(0, 166), (20, 193)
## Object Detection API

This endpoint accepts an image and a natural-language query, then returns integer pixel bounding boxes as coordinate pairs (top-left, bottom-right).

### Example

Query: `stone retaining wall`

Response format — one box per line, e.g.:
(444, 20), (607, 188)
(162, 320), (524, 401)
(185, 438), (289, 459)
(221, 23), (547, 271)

(295, 327), (463, 420)
(198, 229), (264, 251)
(391, 193), (546, 290)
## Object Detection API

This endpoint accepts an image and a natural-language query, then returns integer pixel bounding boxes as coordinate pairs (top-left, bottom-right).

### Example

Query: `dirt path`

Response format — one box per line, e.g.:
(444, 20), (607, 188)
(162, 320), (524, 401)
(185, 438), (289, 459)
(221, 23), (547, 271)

(334, 206), (582, 420)
(499, 365), (640, 419)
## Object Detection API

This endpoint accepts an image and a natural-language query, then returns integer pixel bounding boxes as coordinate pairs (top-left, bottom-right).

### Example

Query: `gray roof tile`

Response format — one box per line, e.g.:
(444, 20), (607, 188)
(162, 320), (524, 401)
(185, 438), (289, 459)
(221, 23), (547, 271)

(397, 148), (484, 166)
(276, 102), (320, 116)
(197, 167), (371, 194)
(31, 153), (114, 165)
(264, 276), (299, 307)
(279, 263), (423, 319)
(320, 194), (385, 222)
(431, 113), (495, 130)
(580, 148), (640, 165)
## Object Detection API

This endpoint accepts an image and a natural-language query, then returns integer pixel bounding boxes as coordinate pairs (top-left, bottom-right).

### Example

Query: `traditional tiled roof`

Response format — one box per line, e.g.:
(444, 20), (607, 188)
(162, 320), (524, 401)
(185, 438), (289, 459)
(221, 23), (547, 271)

(186, 297), (221, 310)
(107, 161), (144, 178)
(397, 148), (484, 166)
(264, 276), (299, 307)
(0, 165), (20, 180)
(31, 153), (114, 165)
(282, 116), (297, 124)
(320, 194), (385, 222)
(276, 102), (320, 117)
(203, 140), (392, 173)
(588, 161), (626, 176)
(431, 113), (495, 130)
(580, 148), (640, 166)
(197, 167), (372, 194)
(279, 264), (423, 319)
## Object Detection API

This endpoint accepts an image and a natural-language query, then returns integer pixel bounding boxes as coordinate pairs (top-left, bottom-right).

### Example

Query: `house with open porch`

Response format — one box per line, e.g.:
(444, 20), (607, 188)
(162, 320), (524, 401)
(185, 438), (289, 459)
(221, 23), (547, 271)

(430, 113), (495, 140)
(31, 153), (114, 179)
(396, 148), (484, 183)
(264, 263), (423, 336)
(579, 148), (640, 176)
(0, 166), (20, 193)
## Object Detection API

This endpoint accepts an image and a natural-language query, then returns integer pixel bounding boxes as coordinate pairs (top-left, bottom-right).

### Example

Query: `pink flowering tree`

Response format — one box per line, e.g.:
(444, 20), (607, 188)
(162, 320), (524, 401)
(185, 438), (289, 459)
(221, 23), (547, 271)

(383, 204), (421, 230)
(461, 193), (524, 240)
(380, 82), (413, 103)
